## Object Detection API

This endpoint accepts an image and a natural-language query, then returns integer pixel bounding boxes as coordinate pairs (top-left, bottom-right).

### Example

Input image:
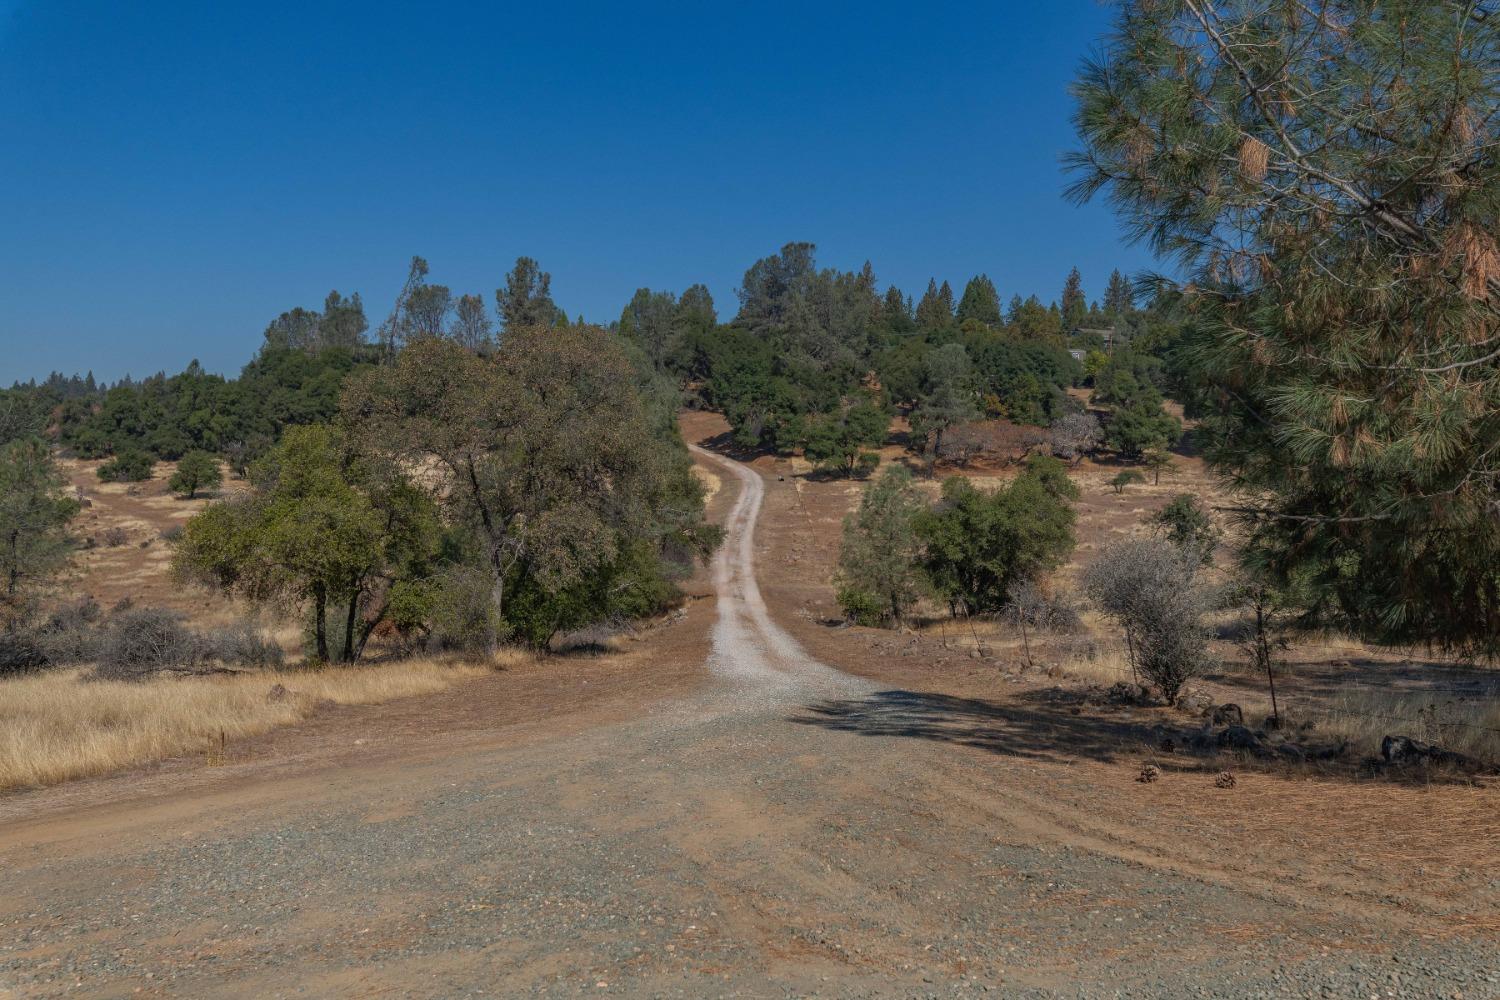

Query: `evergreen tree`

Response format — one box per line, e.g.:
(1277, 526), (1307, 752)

(319, 291), (368, 350)
(1060, 267), (1087, 331)
(174, 425), (439, 663)
(881, 286), (914, 338)
(835, 465), (927, 626)
(0, 438), (79, 602)
(914, 279), (955, 331)
(675, 284), (717, 341)
(450, 294), (494, 352)
(956, 274), (1002, 326)
(169, 450), (222, 499)
(910, 344), (979, 471)
(619, 288), (680, 373)
(1071, 0), (1500, 655)
(804, 397), (888, 478)
(496, 257), (561, 331)
(1102, 269), (1134, 318)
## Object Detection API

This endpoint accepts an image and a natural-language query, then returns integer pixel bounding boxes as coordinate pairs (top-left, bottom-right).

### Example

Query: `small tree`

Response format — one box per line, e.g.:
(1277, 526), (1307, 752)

(1142, 448), (1173, 486)
(1152, 494), (1218, 566)
(834, 466), (927, 626)
(1082, 540), (1211, 705)
(917, 461), (1077, 617)
(804, 398), (887, 478)
(169, 451), (222, 499)
(97, 450), (154, 483)
(1105, 395), (1179, 460)
(0, 438), (79, 605)
(910, 344), (979, 474)
(1109, 470), (1144, 494)
(173, 426), (439, 663)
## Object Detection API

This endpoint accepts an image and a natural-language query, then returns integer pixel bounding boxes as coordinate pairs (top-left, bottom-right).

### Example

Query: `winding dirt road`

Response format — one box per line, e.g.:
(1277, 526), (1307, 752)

(0, 448), (1494, 999)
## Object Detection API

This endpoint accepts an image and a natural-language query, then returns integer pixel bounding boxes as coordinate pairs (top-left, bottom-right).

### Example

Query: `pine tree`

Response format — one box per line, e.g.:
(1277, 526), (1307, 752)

(914, 279), (954, 331)
(1103, 269), (1133, 317)
(835, 465), (927, 626)
(956, 274), (1002, 326)
(1060, 268), (1087, 331)
(1070, 0), (1500, 657)
(910, 344), (979, 472)
(0, 437), (79, 601)
(496, 257), (560, 331)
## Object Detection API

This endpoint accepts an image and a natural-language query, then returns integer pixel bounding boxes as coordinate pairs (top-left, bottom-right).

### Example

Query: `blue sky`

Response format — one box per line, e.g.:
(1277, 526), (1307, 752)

(0, 1), (1149, 384)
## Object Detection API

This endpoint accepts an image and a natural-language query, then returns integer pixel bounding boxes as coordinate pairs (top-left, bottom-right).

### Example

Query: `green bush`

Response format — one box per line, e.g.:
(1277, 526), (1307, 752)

(168, 450), (222, 498)
(97, 450), (155, 483)
(836, 587), (885, 627)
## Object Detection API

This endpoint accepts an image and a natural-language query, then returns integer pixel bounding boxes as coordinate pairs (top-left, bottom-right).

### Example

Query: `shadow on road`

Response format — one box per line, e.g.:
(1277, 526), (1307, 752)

(790, 688), (1160, 766)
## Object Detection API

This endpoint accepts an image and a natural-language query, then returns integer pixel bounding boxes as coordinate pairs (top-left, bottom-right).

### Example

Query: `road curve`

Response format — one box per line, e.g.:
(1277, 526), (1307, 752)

(689, 444), (864, 702)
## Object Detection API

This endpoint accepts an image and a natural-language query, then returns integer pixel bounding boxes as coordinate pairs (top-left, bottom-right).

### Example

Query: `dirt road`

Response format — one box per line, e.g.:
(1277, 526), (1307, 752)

(1, 448), (1495, 999)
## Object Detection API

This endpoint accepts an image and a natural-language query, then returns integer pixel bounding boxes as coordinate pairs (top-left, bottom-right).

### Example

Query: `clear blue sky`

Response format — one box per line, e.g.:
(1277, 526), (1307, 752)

(0, 1), (1149, 384)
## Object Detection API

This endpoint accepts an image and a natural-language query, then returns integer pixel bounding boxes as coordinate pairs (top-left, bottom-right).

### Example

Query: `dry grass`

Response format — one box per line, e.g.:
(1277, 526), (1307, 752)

(0, 659), (494, 792)
(1058, 642), (1138, 686)
(1313, 681), (1500, 766)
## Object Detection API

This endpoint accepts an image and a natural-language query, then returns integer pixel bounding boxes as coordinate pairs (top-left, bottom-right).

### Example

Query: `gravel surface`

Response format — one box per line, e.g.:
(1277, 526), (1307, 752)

(1, 449), (1495, 999)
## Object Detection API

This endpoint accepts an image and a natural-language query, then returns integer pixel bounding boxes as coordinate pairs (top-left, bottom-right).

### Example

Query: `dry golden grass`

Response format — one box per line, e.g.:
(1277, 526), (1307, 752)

(1313, 682), (1500, 765)
(0, 659), (493, 792)
(1058, 642), (1138, 686)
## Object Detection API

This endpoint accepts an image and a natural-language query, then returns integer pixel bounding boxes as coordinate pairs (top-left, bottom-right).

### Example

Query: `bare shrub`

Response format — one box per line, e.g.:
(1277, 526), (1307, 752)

(36, 599), (104, 665)
(1082, 539), (1212, 705)
(0, 632), (47, 676)
(1049, 412), (1103, 464)
(202, 620), (285, 670)
(1004, 580), (1082, 633)
(101, 526), (129, 547)
(97, 608), (284, 679)
(96, 608), (204, 679)
(1003, 580), (1082, 670)
(938, 420), (1047, 467)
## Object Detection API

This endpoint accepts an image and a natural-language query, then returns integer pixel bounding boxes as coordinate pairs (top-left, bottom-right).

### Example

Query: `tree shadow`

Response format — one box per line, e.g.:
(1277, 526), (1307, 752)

(790, 688), (1164, 767)
(791, 686), (1493, 786)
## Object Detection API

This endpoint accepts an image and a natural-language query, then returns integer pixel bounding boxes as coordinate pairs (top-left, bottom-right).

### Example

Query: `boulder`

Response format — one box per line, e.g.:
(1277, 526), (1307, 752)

(1216, 725), (1266, 752)
(1210, 703), (1245, 726)
(1381, 735), (1480, 770)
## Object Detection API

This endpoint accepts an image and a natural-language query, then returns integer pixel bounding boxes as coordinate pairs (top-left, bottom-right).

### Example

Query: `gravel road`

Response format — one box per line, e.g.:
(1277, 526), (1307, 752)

(1, 448), (1495, 999)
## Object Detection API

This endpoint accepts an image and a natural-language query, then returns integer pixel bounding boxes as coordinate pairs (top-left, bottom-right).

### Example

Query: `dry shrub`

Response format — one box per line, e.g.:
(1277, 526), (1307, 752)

(101, 526), (129, 547)
(939, 420), (1046, 467)
(1082, 539), (1213, 704)
(0, 659), (490, 791)
(36, 598), (104, 665)
(0, 632), (47, 677)
(96, 608), (203, 679)
(1049, 412), (1102, 463)
(96, 608), (285, 679)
